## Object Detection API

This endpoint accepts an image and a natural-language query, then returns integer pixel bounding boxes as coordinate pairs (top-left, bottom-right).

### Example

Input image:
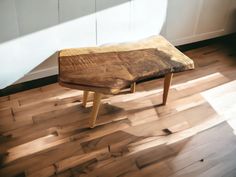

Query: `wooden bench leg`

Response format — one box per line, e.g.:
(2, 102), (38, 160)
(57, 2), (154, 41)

(89, 92), (103, 128)
(163, 73), (173, 105)
(131, 82), (136, 93)
(82, 91), (89, 107)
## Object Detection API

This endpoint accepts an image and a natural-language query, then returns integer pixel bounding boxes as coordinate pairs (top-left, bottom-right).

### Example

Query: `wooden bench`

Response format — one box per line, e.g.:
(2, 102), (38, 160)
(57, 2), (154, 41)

(58, 36), (194, 128)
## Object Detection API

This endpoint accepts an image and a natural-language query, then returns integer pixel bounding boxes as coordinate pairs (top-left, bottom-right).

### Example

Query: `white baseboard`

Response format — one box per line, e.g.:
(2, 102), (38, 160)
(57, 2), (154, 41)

(15, 66), (58, 84)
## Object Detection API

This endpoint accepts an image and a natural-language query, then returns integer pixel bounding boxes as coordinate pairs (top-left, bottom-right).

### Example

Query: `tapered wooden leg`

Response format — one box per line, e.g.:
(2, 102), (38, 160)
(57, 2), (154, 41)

(89, 92), (103, 128)
(163, 73), (173, 105)
(82, 91), (89, 107)
(131, 82), (136, 93)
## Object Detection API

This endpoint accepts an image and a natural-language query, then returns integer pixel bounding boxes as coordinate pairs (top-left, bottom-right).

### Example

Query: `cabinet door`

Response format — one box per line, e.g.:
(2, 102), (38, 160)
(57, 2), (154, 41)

(166, 0), (200, 40)
(15, 0), (58, 35)
(223, 0), (236, 34)
(0, 0), (19, 43)
(196, 0), (232, 34)
(58, 0), (96, 48)
(132, 0), (168, 40)
(96, 0), (131, 45)
(0, 0), (60, 89)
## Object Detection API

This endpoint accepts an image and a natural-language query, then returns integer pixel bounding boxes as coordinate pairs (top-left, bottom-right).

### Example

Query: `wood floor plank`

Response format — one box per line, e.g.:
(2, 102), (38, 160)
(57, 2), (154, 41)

(0, 38), (236, 177)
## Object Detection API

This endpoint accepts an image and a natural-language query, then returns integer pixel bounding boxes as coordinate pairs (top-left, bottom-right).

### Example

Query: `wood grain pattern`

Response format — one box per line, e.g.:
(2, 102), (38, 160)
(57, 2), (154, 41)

(0, 38), (236, 177)
(59, 36), (194, 93)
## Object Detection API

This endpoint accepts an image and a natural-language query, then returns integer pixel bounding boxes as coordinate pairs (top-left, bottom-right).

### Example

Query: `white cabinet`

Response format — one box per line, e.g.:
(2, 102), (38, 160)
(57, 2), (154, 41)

(58, 0), (96, 48)
(0, 0), (19, 43)
(224, 0), (236, 34)
(96, 0), (168, 44)
(15, 0), (58, 35)
(166, 0), (200, 40)
(132, 0), (168, 40)
(1, 0), (236, 88)
(96, 0), (131, 45)
(166, 0), (234, 45)
(196, 0), (232, 34)
(59, 0), (95, 22)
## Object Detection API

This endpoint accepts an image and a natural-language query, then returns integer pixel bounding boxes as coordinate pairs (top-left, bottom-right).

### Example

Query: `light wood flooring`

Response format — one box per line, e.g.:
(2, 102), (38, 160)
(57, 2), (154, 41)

(0, 38), (236, 177)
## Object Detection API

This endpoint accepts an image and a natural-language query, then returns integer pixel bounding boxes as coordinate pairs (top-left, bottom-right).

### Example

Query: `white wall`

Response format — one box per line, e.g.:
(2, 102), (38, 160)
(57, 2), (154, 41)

(0, 0), (235, 88)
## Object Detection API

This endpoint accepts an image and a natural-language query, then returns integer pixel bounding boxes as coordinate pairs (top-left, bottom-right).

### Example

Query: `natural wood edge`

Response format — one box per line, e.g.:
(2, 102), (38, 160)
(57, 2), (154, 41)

(59, 81), (121, 95)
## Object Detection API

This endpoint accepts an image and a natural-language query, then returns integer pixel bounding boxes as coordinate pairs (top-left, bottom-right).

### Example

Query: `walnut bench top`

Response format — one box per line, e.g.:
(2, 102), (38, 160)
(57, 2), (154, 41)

(58, 35), (194, 94)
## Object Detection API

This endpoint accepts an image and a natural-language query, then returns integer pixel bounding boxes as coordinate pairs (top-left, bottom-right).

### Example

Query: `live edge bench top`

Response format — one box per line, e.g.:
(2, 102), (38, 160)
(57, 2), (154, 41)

(59, 35), (194, 94)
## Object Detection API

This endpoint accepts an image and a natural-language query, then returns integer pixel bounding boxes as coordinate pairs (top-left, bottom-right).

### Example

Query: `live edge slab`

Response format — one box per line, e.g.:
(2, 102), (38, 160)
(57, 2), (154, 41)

(58, 35), (194, 128)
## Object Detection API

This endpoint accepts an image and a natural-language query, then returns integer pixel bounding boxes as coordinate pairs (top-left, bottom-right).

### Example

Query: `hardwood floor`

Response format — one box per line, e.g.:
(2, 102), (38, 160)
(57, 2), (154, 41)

(0, 38), (236, 177)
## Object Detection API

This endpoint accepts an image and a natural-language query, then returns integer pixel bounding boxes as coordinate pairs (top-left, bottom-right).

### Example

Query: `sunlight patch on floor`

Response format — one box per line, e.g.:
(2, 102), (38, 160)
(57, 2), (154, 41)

(173, 72), (225, 91)
(201, 80), (236, 132)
